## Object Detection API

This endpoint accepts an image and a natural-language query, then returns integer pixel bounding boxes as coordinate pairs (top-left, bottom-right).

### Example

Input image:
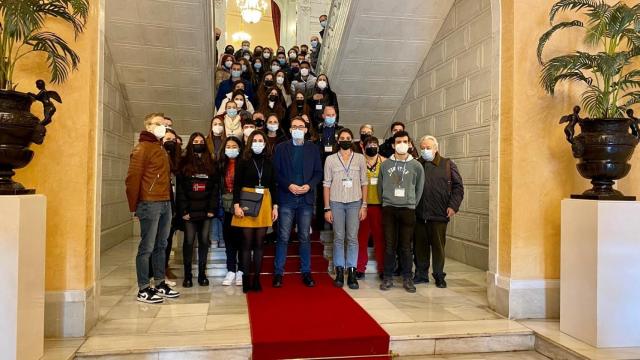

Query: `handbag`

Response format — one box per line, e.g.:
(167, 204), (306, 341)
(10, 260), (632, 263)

(222, 193), (234, 213)
(239, 191), (264, 217)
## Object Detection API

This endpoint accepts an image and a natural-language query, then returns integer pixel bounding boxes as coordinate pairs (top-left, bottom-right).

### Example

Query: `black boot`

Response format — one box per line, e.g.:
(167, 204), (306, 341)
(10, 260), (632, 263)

(252, 274), (262, 292)
(242, 274), (251, 293)
(197, 262), (209, 286)
(334, 266), (344, 287)
(347, 267), (359, 289)
(182, 272), (193, 288)
(433, 273), (447, 288)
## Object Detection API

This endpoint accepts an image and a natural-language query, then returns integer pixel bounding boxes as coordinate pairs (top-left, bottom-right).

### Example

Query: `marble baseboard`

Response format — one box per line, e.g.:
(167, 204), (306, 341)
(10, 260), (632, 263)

(45, 286), (98, 338)
(100, 220), (133, 253)
(75, 348), (251, 360)
(534, 335), (587, 360)
(488, 272), (559, 319)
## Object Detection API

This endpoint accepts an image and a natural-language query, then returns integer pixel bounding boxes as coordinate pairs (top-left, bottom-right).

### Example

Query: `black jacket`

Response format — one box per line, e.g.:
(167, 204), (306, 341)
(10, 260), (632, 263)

(378, 137), (394, 158)
(176, 170), (220, 222)
(416, 153), (464, 223)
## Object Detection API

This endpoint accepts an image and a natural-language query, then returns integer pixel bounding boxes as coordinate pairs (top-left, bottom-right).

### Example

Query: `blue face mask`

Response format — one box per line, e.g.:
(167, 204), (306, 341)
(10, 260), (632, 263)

(254, 63), (262, 70)
(225, 148), (239, 159)
(231, 70), (242, 78)
(421, 149), (435, 162)
(324, 116), (336, 126)
(278, 58), (286, 65)
(226, 108), (238, 118)
(291, 128), (305, 140)
(251, 142), (265, 154)
(311, 40), (318, 48)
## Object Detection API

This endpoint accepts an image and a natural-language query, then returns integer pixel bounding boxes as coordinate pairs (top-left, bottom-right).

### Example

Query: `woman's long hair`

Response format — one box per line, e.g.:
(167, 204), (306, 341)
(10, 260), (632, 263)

(241, 130), (267, 161)
(221, 136), (244, 173)
(206, 115), (227, 161)
(274, 69), (292, 97)
(289, 90), (310, 118)
(257, 71), (274, 107)
(164, 128), (181, 173)
(179, 132), (215, 177)
(231, 89), (248, 111)
(257, 86), (286, 121)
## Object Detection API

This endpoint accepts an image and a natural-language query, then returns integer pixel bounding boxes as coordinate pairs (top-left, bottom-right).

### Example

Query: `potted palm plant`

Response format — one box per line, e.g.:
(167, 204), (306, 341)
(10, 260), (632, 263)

(538, 0), (640, 200)
(0, 0), (89, 195)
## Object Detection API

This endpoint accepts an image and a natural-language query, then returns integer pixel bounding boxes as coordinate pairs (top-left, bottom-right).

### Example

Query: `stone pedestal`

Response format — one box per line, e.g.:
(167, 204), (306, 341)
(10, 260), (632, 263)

(0, 195), (46, 360)
(560, 199), (640, 348)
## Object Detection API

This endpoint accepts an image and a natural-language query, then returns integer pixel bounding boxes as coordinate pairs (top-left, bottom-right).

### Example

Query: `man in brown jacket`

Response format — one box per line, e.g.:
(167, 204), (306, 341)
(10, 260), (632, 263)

(126, 113), (180, 304)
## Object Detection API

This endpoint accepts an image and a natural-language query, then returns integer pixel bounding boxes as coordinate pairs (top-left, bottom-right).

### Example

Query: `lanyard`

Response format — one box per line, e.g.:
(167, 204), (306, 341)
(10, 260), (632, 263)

(337, 151), (354, 178)
(367, 155), (379, 172)
(394, 158), (408, 186)
(252, 159), (264, 186)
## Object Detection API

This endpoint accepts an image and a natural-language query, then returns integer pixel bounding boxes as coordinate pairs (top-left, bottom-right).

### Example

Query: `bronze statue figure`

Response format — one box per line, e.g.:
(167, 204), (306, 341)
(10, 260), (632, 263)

(28, 79), (62, 126)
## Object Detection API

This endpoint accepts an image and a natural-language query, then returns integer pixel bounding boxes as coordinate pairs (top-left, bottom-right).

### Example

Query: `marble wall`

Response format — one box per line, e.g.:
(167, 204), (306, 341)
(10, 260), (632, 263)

(395, 0), (492, 270)
(100, 45), (135, 252)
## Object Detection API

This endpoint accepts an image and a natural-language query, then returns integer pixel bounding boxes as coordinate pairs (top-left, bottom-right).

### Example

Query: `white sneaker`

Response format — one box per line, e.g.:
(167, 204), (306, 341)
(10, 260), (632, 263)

(222, 271), (235, 286)
(310, 226), (313, 235)
(236, 270), (243, 286)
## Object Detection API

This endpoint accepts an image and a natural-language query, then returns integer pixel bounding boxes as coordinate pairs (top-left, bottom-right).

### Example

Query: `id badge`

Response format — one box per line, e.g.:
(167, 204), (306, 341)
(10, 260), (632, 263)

(394, 187), (406, 198)
(255, 186), (265, 194)
(370, 177), (378, 185)
(316, 104), (323, 110)
(342, 178), (353, 188)
(324, 145), (333, 153)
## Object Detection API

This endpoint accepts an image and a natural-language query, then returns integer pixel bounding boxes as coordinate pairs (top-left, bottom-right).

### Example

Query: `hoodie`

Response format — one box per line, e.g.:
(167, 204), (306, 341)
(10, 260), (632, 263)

(377, 154), (425, 209)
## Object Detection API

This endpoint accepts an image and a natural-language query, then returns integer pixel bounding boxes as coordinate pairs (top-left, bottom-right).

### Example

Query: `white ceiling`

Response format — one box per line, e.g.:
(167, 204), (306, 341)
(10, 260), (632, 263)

(105, 0), (215, 134)
(324, 0), (454, 136)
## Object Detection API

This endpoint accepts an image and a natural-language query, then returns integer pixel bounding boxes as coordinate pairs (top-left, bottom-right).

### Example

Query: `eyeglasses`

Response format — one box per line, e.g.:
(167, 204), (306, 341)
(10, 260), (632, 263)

(291, 125), (306, 130)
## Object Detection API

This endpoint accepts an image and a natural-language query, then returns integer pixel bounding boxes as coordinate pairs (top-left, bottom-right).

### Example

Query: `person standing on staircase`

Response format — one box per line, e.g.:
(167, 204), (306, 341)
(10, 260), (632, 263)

(220, 137), (245, 287)
(126, 113), (181, 304)
(272, 116), (323, 288)
(232, 130), (279, 293)
(323, 128), (368, 290)
(175, 132), (219, 288)
(378, 131), (425, 293)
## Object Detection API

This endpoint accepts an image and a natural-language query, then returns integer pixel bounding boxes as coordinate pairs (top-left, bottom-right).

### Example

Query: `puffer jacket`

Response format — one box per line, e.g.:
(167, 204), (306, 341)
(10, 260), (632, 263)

(176, 166), (220, 222)
(415, 152), (464, 223)
(125, 131), (171, 212)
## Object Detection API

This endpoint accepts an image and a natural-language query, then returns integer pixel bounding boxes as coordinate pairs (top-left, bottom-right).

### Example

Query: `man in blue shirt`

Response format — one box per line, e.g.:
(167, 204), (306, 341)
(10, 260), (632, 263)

(272, 116), (323, 288)
(215, 62), (255, 109)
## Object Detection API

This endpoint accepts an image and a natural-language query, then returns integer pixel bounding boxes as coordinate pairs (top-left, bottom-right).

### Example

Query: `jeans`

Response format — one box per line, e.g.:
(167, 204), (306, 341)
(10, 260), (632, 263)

(330, 200), (361, 268)
(135, 201), (172, 289)
(357, 205), (384, 273)
(209, 217), (224, 244)
(275, 198), (313, 275)
(223, 212), (243, 272)
(414, 220), (448, 277)
(183, 218), (212, 278)
(382, 206), (416, 279)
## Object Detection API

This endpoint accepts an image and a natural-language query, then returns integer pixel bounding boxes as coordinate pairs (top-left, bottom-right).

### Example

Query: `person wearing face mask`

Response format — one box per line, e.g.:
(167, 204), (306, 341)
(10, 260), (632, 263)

(275, 52), (289, 72)
(379, 122), (406, 159)
(253, 46), (264, 59)
(291, 61), (317, 99)
(215, 62), (255, 110)
(232, 130), (279, 293)
(217, 89), (255, 115)
(215, 54), (234, 89)
(378, 131), (425, 293)
(239, 57), (254, 84)
(252, 111), (266, 130)
(257, 87), (287, 128)
(256, 72), (275, 108)
(274, 69), (292, 108)
(214, 27), (221, 64)
(176, 133), (219, 288)
(414, 135), (464, 289)
(355, 124), (374, 154)
(264, 114), (288, 159)
(241, 118), (257, 144)
(224, 45), (235, 56)
(289, 90), (310, 119)
(272, 117), (323, 288)
(300, 44), (309, 59)
(319, 14), (328, 38)
(220, 137), (246, 287)
(223, 101), (243, 139)
(287, 59), (300, 83)
(234, 40), (252, 60)
(309, 74), (339, 131)
(315, 105), (342, 229)
(356, 136), (386, 280)
(310, 36), (322, 70)
(252, 58), (265, 89)
(270, 59), (281, 75)
(323, 128), (368, 289)
(262, 47), (273, 63)
(206, 116), (227, 162)
(126, 113), (181, 304)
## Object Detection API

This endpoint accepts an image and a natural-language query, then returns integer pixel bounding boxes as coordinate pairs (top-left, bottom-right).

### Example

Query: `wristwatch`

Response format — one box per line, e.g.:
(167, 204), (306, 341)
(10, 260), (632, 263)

(324, 208), (331, 212)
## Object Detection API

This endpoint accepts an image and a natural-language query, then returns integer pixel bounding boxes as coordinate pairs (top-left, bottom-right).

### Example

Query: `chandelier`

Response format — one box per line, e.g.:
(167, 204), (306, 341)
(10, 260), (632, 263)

(236, 0), (269, 24)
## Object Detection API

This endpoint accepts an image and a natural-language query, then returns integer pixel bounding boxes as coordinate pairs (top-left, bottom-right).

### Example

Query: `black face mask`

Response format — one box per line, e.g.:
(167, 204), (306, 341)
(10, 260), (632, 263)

(225, 48), (234, 55)
(268, 95), (278, 102)
(215, 35), (220, 41)
(292, 67), (300, 73)
(339, 141), (352, 150)
(296, 99), (305, 106)
(365, 146), (378, 157)
(192, 144), (206, 154)
(360, 133), (371, 143)
(300, 50), (308, 56)
(255, 119), (265, 128)
(264, 80), (274, 87)
(163, 141), (177, 153)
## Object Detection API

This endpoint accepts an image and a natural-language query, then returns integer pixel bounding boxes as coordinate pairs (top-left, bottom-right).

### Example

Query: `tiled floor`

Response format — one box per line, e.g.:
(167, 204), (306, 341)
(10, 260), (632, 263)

(400, 352), (548, 359)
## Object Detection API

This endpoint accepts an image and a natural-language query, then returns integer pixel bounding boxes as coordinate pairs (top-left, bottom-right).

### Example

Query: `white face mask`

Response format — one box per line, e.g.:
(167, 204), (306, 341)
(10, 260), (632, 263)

(267, 123), (279, 132)
(300, 68), (309, 77)
(252, 142), (266, 154)
(244, 127), (255, 138)
(234, 99), (244, 108)
(152, 124), (166, 139)
(395, 143), (409, 155)
(212, 125), (224, 136)
(224, 60), (233, 69)
(317, 80), (327, 89)
(276, 77), (285, 85)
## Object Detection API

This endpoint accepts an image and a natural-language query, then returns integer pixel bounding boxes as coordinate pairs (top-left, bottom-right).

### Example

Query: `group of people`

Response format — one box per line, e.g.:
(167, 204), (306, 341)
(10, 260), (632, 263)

(125, 27), (464, 305)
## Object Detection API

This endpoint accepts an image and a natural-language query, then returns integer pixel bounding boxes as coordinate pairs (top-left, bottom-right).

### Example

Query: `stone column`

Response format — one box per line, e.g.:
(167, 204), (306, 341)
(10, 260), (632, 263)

(214, 0), (226, 58)
(296, 0), (311, 46)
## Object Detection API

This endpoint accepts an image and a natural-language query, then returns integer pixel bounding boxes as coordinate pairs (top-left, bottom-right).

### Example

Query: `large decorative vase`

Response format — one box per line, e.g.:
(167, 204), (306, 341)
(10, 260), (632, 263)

(0, 89), (49, 195)
(562, 106), (640, 201)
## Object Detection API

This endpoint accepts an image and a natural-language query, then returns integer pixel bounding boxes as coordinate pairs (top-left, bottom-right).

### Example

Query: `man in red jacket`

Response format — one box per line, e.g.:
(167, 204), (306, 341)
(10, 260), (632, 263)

(126, 113), (180, 304)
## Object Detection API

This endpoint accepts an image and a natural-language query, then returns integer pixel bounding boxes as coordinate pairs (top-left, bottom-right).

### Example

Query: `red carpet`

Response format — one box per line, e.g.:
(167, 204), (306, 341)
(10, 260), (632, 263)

(247, 230), (390, 359)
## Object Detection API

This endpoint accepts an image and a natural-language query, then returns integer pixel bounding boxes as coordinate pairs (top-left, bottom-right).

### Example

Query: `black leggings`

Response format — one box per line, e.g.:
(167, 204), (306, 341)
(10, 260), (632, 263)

(241, 227), (267, 278)
(183, 219), (211, 277)
(224, 212), (243, 272)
